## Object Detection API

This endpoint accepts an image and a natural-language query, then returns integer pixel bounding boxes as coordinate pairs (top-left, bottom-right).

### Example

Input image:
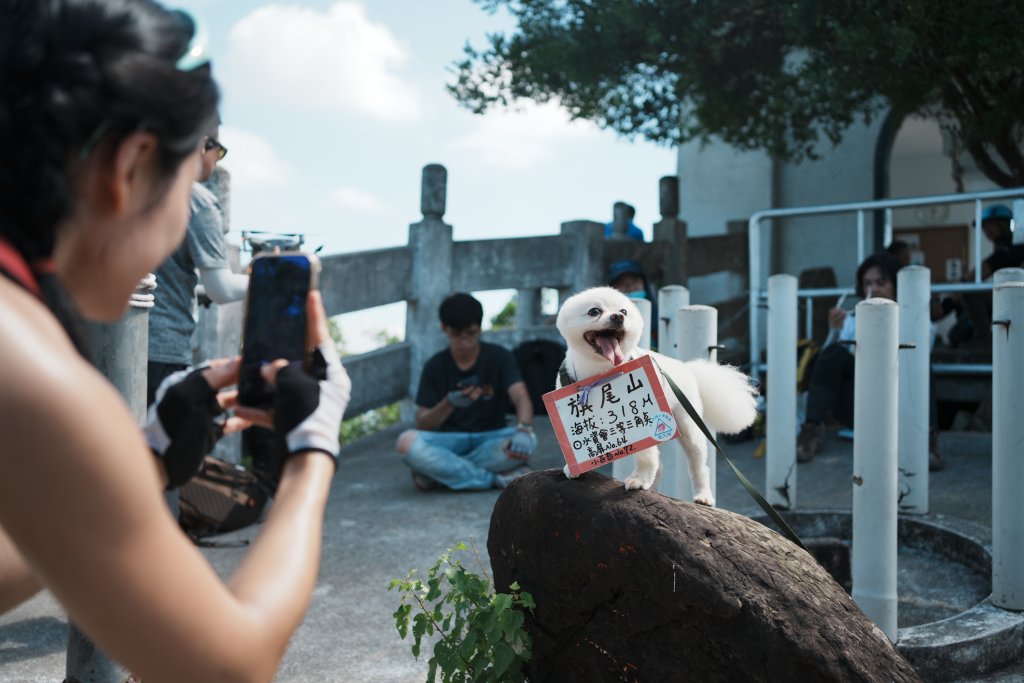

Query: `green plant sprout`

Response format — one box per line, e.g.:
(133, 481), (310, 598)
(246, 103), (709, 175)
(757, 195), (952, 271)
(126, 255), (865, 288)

(389, 540), (534, 682)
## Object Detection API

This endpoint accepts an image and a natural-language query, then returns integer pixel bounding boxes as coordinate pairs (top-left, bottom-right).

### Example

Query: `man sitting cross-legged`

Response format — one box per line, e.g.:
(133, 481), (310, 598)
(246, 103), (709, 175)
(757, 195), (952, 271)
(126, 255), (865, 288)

(396, 292), (536, 491)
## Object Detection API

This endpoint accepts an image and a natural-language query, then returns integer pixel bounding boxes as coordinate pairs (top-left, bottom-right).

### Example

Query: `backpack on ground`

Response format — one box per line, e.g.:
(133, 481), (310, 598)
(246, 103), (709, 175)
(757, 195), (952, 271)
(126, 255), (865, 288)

(178, 456), (270, 541)
(512, 339), (567, 416)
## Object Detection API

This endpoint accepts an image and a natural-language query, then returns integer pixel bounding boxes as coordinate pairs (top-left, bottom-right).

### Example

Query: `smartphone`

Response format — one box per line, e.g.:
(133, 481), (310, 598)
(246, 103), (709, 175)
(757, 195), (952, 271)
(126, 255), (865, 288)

(238, 252), (321, 408)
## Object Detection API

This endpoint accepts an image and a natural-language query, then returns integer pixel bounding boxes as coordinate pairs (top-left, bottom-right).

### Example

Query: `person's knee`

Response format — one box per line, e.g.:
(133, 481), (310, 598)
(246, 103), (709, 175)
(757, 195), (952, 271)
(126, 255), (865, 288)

(396, 429), (419, 455)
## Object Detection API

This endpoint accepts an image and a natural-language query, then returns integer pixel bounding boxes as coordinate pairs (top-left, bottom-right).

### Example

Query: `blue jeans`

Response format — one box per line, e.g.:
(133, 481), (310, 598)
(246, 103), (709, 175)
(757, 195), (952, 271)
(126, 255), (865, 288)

(401, 427), (535, 491)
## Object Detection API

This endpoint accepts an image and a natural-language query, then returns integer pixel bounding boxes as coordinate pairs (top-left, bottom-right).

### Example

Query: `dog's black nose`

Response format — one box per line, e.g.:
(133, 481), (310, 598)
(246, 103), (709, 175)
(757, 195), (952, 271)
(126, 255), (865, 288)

(609, 312), (624, 326)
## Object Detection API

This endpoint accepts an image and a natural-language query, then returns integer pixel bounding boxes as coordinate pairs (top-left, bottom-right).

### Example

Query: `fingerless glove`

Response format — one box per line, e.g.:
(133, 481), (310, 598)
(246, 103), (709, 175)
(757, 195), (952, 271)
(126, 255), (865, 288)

(144, 366), (223, 489)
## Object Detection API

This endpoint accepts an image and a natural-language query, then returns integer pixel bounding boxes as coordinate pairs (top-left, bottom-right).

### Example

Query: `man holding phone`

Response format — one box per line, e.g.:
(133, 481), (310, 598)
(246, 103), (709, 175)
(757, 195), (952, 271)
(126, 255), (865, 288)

(395, 293), (536, 491)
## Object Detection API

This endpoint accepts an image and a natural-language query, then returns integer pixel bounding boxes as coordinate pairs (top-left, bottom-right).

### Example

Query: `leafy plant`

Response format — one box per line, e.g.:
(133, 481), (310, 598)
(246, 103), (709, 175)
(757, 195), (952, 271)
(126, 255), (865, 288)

(339, 401), (401, 445)
(389, 541), (534, 682)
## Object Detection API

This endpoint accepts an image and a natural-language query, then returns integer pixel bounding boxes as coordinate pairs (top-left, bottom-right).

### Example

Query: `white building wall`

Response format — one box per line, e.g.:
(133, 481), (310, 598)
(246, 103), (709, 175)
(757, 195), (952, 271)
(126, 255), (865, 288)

(676, 141), (773, 238)
(775, 117), (886, 291)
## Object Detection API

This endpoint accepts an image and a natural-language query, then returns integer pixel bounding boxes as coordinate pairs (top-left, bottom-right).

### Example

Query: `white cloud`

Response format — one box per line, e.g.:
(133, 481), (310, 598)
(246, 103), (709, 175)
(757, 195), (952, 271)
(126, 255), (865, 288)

(221, 2), (419, 120)
(328, 185), (384, 212)
(218, 126), (293, 189)
(446, 101), (602, 170)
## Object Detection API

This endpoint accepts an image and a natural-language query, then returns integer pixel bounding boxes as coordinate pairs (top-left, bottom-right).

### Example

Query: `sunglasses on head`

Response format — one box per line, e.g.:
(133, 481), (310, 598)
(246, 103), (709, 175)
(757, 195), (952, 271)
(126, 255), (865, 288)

(204, 136), (228, 160)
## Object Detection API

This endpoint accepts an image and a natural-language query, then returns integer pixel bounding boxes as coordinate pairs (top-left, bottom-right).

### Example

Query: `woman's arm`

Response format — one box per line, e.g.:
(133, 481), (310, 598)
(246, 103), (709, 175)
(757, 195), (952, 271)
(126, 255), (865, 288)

(0, 288), (340, 683)
(0, 522), (40, 613)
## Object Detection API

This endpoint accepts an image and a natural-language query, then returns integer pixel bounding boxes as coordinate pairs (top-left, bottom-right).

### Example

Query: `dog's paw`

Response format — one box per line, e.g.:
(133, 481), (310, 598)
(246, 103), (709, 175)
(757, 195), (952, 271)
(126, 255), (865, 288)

(623, 475), (653, 491)
(562, 464), (579, 479)
(693, 491), (716, 507)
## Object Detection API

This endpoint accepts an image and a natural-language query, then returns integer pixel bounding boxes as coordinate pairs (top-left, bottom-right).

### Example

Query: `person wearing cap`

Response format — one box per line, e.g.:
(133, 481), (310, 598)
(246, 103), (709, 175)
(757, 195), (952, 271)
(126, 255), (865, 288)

(607, 258), (659, 348)
(977, 204), (1024, 279)
(946, 204), (1024, 346)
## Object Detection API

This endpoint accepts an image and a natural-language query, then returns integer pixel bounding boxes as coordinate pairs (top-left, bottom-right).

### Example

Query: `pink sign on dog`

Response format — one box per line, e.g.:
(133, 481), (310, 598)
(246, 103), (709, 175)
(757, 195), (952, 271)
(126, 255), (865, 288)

(544, 355), (678, 477)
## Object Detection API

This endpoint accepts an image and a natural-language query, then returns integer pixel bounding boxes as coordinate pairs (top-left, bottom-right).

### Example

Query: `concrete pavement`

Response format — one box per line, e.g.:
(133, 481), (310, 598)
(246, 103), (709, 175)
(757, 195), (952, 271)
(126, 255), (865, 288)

(0, 421), (1018, 682)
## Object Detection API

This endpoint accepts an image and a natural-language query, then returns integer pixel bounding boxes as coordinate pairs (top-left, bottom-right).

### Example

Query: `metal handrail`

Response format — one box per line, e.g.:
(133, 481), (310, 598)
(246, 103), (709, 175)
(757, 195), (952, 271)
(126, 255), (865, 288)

(748, 187), (1024, 376)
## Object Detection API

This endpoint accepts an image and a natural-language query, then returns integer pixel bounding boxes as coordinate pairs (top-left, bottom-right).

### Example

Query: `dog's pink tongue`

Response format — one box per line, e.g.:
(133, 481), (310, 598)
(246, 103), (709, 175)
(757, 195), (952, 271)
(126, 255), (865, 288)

(598, 336), (625, 365)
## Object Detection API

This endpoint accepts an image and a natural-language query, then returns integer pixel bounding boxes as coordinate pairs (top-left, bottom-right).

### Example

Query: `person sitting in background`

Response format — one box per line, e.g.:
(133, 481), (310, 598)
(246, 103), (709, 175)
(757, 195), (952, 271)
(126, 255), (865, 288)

(943, 204), (1024, 345)
(886, 239), (912, 267)
(797, 252), (944, 470)
(977, 204), (1024, 280)
(395, 293), (536, 491)
(604, 201), (645, 241)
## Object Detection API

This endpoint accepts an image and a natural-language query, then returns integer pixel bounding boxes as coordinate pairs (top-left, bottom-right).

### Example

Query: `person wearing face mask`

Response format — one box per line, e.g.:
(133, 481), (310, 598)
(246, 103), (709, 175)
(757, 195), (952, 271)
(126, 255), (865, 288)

(608, 258), (659, 348)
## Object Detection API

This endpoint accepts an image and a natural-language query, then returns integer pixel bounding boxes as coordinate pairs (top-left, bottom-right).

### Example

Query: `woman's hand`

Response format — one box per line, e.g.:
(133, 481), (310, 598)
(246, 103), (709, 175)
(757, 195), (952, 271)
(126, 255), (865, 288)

(144, 358), (249, 489)
(235, 291), (351, 477)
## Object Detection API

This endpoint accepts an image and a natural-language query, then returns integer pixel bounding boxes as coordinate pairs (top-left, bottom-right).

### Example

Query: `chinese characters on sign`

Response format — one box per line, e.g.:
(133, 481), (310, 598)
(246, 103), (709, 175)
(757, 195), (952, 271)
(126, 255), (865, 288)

(544, 355), (678, 477)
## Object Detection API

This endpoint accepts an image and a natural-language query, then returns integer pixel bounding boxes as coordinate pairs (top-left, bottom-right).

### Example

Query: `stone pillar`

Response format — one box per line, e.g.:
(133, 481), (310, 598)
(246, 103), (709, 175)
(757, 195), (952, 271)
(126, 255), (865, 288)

(558, 220), (604, 303)
(405, 164), (453, 418)
(516, 288), (541, 329)
(652, 176), (687, 286)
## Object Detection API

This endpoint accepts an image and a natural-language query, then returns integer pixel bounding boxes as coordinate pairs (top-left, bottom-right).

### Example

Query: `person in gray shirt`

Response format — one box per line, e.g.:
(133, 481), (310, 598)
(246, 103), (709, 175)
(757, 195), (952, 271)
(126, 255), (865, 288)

(147, 123), (248, 404)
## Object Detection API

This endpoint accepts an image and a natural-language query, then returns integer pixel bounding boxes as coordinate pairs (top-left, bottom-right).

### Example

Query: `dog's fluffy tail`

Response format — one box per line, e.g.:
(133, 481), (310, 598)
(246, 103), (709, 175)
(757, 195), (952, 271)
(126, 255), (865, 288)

(687, 359), (759, 435)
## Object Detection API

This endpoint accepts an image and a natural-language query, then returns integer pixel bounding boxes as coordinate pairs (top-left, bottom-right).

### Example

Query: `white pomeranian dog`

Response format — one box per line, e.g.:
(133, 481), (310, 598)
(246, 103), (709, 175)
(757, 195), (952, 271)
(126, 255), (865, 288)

(555, 286), (758, 506)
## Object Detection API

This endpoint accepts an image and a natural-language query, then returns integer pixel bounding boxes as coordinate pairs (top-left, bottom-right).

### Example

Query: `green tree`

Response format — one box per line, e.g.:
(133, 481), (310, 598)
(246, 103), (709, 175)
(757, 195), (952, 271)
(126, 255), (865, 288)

(489, 297), (517, 330)
(449, 0), (1024, 187)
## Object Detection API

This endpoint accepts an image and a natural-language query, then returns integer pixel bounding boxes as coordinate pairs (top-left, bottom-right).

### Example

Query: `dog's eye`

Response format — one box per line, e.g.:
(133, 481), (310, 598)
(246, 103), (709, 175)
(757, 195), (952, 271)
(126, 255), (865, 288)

(587, 307), (601, 317)
(620, 309), (628, 315)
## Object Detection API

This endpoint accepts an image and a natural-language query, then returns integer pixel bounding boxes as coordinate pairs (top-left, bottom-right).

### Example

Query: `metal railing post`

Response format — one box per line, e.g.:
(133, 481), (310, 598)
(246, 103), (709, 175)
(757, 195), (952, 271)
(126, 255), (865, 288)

(852, 298), (900, 641)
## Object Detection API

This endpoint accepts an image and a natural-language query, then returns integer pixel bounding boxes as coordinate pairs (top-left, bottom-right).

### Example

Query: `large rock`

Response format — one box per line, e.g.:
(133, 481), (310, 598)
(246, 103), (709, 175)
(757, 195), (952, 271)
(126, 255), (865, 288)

(488, 470), (921, 682)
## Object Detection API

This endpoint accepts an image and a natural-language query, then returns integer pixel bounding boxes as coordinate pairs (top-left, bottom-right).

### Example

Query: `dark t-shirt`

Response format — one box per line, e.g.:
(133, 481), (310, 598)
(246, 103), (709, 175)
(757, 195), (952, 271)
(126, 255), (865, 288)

(985, 239), (1024, 274)
(416, 342), (523, 432)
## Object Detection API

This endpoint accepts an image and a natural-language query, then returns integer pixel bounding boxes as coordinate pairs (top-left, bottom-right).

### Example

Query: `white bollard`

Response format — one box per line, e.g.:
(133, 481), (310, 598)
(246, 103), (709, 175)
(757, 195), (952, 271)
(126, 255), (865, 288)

(852, 298), (899, 641)
(994, 267), (1024, 286)
(897, 266), (931, 514)
(766, 274), (798, 509)
(992, 282), (1024, 609)
(634, 297), (652, 352)
(675, 305), (719, 503)
(613, 297), (653, 483)
(657, 285), (690, 356)
(654, 288), (690, 499)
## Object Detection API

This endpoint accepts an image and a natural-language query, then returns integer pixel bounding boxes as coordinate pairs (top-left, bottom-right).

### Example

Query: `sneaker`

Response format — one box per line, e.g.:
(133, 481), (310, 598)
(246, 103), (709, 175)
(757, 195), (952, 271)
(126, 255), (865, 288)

(797, 422), (824, 463)
(411, 472), (437, 492)
(494, 466), (533, 489)
(929, 429), (945, 472)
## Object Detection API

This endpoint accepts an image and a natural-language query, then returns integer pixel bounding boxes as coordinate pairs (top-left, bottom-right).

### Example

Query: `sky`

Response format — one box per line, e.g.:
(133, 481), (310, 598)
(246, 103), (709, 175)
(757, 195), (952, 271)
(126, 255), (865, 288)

(176, 0), (678, 352)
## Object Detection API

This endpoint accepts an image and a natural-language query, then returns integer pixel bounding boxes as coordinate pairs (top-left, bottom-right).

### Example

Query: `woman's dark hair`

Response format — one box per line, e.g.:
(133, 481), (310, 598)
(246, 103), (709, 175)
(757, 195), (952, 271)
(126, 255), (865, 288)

(0, 0), (219, 349)
(856, 251), (902, 298)
(439, 293), (484, 330)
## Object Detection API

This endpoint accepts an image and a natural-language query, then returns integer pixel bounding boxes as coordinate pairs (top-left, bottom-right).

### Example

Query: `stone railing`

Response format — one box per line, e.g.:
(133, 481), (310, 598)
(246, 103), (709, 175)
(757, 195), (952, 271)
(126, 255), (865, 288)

(196, 164), (749, 424)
